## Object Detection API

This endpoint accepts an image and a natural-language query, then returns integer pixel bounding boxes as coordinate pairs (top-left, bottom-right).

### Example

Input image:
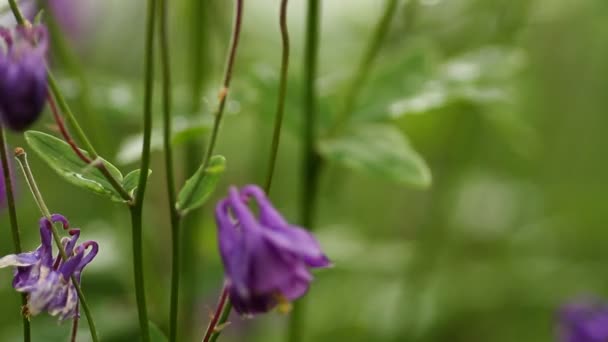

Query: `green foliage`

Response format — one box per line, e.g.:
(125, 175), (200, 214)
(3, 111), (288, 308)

(25, 131), (128, 202)
(176, 155), (226, 215)
(319, 124), (431, 188)
(149, 322), (168, 342)
(123, 169), (152, 197)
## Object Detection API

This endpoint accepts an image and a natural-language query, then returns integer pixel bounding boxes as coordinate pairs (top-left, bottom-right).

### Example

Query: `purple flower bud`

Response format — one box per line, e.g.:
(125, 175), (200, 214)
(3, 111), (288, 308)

(559, 299), (608, 342)
(215, 185), (331, 315)
(0, 25), (48, 131)
(0, 214), (98, 320)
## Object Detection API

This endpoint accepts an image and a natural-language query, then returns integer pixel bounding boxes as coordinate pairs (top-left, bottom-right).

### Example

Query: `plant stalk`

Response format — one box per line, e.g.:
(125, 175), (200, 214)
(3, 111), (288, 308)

(157, 0), (181, 340)
(289, 1), (322, 341)
(180, 0), (244, 211)
(0, 127), (31, 342)
(264, 0), (290, 193)
(128, 0), (158, 339)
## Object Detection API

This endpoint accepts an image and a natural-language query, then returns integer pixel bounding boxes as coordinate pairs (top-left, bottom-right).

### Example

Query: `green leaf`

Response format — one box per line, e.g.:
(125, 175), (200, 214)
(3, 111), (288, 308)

(318, 124), (431, 188)
(25, 131), (127, 202)
(149, 321), (168, 342)
(123, 169), (152, 196)
(177, 155), (226, 215)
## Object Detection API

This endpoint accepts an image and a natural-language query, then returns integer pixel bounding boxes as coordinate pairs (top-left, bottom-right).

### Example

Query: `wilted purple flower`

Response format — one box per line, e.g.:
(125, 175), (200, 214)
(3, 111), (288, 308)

(559, 299), (608, 342)
(0, 214), (98, 320)
(0, 24), (48, 131)
(215, 185), (331, 315)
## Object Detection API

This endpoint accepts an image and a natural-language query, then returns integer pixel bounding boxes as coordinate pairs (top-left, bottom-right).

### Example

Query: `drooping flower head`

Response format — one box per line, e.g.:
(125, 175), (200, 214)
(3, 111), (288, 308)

(0, 24), (48, 131)
(0, 214), (98, 320)
(558, 298), (608, 342)
(215, 185), (331, 315)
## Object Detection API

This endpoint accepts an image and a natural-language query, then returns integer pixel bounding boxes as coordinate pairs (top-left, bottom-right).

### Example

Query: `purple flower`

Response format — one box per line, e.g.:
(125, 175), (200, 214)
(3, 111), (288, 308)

(0, 214), (98, 320)
(215, 185), (331, 315)
(0, 24), (48, 131)
(559, 299), (608, 342)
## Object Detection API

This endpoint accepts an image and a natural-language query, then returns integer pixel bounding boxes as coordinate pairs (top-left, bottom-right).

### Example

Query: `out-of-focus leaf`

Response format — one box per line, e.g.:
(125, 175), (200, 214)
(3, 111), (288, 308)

(176, 155), (226, 215)
(149, 321), (168, 342)
(25, 131), (126, 202)
(117, 116), (211, 164)
(319, 124), (431, 188)
(122, 169), (152, 196)
(387, 46), (525, 119)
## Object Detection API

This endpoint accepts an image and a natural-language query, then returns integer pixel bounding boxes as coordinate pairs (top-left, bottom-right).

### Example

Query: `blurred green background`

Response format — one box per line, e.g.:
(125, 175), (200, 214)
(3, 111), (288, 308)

(1, 0), (608, 341)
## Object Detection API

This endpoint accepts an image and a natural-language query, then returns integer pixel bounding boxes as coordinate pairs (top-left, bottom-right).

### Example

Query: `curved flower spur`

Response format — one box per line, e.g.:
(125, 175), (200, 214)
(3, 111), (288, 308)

(0, 214), (98, 321)
(215, 185), (331, 315)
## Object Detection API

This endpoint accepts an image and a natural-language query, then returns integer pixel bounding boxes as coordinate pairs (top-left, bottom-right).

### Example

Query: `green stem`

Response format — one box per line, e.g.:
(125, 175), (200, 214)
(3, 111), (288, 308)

(329, 0), (399, 134)
(14, 150), (99, 342)
(180, 0), (244, 211)
(7, 0), (25, 25)
(180, 0), (209, 339)
(264, 0), (290, 193)
(0, 129), (31, 342)
(157, 0), (181, 340)
(128, 0), (158, 339)
(289, 1), (322, 341)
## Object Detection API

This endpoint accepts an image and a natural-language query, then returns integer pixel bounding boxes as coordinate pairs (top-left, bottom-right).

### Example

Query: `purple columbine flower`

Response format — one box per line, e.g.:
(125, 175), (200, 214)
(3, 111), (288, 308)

(215, 185), (331, 315)
(559, 299), (608, 342)
(0, 214), (98, 320)
(0, 24), (48, 131)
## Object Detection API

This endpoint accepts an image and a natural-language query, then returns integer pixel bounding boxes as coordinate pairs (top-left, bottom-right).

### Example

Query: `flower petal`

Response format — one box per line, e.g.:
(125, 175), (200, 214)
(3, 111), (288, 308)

(261, 225), (331, 268)
(0, 252), (39, 268)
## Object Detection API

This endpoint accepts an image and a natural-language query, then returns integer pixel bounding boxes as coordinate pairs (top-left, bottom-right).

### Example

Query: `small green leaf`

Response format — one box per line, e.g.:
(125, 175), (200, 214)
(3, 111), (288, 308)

(123, 169), (152, 196)
(149, 321), (168, 342)
(318, 124), (431, 188)
(177, 155), (226, 215)
(25, 131), (127, 202)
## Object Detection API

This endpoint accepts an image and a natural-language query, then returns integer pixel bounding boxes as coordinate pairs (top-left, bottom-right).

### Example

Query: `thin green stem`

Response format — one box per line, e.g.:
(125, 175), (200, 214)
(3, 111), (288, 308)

(157, 0), (181, 340)
(128, 0), (158, 339)
(14, 149), (99, 342)
(264, 0), (290, 193)
(289, 1), (322, 341)
(329, 0), (400, 134)
(0, 128), (31, 342)
(7, 0), (25, 25)
(180, 0), (208, 339)
(180, 0), (244, 211)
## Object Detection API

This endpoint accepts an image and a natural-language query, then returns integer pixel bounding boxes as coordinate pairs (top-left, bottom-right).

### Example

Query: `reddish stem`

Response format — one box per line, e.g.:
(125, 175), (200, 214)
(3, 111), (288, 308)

(70, 314), (79, 342)
(201, 287), (229, 342)
(47, 94), (92, 164)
